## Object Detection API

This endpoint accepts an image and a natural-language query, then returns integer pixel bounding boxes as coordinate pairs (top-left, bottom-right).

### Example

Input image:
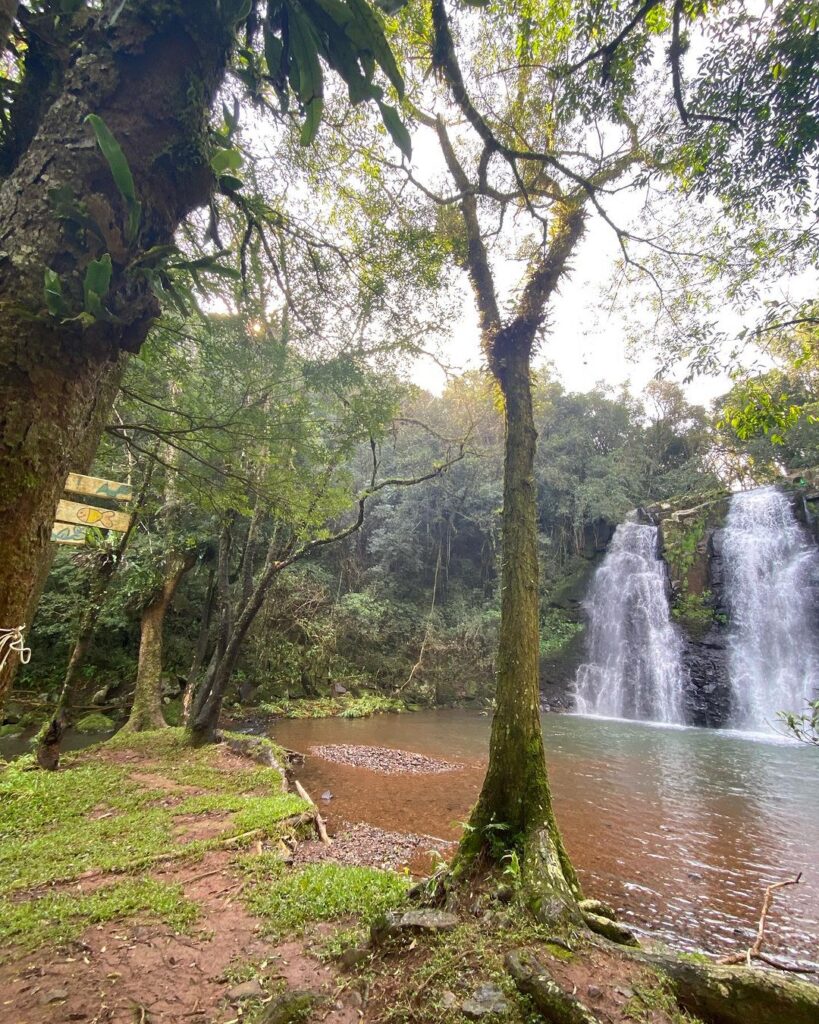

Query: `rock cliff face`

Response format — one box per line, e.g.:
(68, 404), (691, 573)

(538, 517), (616, 711)
(539, 475), (819, 723)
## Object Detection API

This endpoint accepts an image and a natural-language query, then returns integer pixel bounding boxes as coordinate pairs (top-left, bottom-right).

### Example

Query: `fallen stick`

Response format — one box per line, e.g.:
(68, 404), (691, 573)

(719, 873), (804, 969)
(294, 779), (331, 845)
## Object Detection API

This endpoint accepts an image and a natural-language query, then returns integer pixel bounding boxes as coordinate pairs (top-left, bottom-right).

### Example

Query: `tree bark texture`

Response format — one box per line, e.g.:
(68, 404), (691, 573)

(0, 1), (235, 709)
(453, 204), (586, 919)
(121, 549), (196, 733)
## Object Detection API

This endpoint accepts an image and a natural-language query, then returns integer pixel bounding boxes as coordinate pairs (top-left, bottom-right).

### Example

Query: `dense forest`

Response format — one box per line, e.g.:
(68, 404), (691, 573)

(14, 362), (818, 726)
(1, 2), (817, 1023)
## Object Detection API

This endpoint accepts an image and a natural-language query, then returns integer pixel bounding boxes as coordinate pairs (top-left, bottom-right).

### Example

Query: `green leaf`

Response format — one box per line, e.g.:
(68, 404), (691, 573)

(211, 148), (243, 175)
(289, 5), (325, 105)
(345, 0), (404, 99)
(83, 254), (113, 317)
(85, 114), (136, 204)
(218, 174), (245, 193)
(313, 0), (354, 25)
(264, 26), (285, 78)
(377, 101), (411, 158)
(85, 114), (142, 243)
(43, 268), (67, 318)
(300, 98), (324, 146)
(168, 254), (242, 280)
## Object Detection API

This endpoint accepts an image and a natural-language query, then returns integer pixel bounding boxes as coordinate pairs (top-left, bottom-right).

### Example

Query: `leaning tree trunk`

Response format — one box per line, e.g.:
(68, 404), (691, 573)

(35, 599), (106, 771)
(456, 339), (582, 925)
(121, 550), (196, 733)
(0, 1), (235, 710)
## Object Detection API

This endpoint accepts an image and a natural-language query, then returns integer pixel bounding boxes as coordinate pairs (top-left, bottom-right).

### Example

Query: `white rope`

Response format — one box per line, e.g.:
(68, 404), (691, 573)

(0, 625), (31, 676)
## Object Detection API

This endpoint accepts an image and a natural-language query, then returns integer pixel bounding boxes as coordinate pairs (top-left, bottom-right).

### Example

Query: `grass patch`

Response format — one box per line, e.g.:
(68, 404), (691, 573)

(0, 877), (197, 955)
(240, 856), (408, 938)
(0, 729), (304, 895)
(258, 694), (406, 720)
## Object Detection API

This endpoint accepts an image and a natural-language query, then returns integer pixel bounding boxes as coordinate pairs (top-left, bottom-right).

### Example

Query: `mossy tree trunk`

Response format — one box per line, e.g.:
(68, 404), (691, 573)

(0, 1), (235, 710)
(459, 334), (582, 922)
(434, 96), (588, 916)
(121, 549), (196, 733)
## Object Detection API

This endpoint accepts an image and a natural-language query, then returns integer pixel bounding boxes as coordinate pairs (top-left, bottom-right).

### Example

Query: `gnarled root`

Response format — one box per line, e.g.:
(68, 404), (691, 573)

(522, 826), (584, 930)
(506, 950), (601, 1024)
(605, 941), (819, 1024)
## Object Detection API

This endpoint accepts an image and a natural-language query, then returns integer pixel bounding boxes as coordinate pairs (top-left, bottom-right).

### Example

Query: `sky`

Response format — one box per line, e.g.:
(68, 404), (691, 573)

(398, 111), (739, 411)
(406, 174), (735, 411)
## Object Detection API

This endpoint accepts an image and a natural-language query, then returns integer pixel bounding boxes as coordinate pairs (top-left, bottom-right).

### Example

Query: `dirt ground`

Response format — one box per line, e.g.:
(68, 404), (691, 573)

(0, 744), (368, 1024)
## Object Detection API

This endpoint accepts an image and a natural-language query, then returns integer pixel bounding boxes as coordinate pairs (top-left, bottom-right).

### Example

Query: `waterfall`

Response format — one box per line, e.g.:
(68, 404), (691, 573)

(574, 521), (687, 724)
(723, 486), (819, 732)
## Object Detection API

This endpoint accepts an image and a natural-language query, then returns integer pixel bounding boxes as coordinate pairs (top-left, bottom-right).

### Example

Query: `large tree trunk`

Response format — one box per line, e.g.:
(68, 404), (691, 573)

(448, 202), (586, 924)
(457, 339), (582, 924)
(0, 1), (235, 710)
(121, 550), (196, 733)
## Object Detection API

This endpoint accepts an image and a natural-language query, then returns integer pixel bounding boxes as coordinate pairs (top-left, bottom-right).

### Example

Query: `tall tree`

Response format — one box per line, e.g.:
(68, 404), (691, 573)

(404, 0), (654, 918)
(0, 0), (409, 707)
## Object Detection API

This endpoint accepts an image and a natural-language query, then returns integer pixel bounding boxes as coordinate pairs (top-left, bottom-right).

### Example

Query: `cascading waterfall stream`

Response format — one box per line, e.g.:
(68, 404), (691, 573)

(723, 486), (819, 733)
(574, 521), (687, 724)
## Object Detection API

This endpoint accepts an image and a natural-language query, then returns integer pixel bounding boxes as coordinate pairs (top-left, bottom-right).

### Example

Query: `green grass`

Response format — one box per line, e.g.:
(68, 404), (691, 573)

(240, 855), (408, 938)
(258, 694), (406, 719)
(0, 878), (198, 954)
(0, 728), (309, 952)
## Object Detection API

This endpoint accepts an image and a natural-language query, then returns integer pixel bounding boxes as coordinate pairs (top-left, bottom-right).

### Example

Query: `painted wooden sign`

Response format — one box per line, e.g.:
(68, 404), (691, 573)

(55, 499), (132, 534)
(51, 523), (90, 546)
(64, 472), (133, 503)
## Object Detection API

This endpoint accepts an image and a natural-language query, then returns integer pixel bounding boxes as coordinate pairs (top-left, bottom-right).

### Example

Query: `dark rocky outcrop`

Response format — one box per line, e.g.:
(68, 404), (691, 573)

(539, 518), (616, 711)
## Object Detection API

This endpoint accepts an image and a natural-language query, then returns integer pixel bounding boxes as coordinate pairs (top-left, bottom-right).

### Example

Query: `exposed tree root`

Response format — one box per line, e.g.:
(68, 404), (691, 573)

(595, 938), (819, 1024)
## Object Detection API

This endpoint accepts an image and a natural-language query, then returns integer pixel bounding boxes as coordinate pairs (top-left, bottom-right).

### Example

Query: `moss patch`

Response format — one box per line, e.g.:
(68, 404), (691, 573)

(258, 694), (406, 719)
(74, 712), (115, 734)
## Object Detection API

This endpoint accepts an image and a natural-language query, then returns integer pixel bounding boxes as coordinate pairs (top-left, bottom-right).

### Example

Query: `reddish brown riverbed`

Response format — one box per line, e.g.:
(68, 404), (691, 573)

(271, 709), (819, 966)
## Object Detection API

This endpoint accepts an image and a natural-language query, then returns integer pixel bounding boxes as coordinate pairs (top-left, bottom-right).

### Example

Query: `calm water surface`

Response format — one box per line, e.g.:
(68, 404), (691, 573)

(271, 709), (819, 963)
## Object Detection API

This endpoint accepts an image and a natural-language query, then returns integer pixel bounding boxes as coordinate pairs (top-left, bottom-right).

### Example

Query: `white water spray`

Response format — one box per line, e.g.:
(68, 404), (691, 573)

(574, 522), (687, 723)
(723, 487), (819, 732)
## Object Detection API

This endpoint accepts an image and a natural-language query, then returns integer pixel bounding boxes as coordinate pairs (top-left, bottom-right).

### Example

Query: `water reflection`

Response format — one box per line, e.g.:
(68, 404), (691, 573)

(271, 710), (819, 963)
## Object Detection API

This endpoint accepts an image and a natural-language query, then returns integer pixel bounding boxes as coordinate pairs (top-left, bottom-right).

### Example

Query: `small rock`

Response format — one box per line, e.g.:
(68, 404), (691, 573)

(461, 985), (509, 1018)
(587, 985), (603, 1000)
(440, 990), (458, 1009)
(338, 946), (370, 971)
(495, 885), (514, 904)
(615, 986), (635, 1000)
(348, 990), (363, 1008)
(41, 988), (68, 1004)
(321, 790), (333, 802)
(228, 978), (264, 1001)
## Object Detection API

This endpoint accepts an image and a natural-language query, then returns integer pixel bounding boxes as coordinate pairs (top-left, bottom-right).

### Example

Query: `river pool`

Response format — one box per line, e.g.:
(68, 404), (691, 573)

(270, 709), (819, 965)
